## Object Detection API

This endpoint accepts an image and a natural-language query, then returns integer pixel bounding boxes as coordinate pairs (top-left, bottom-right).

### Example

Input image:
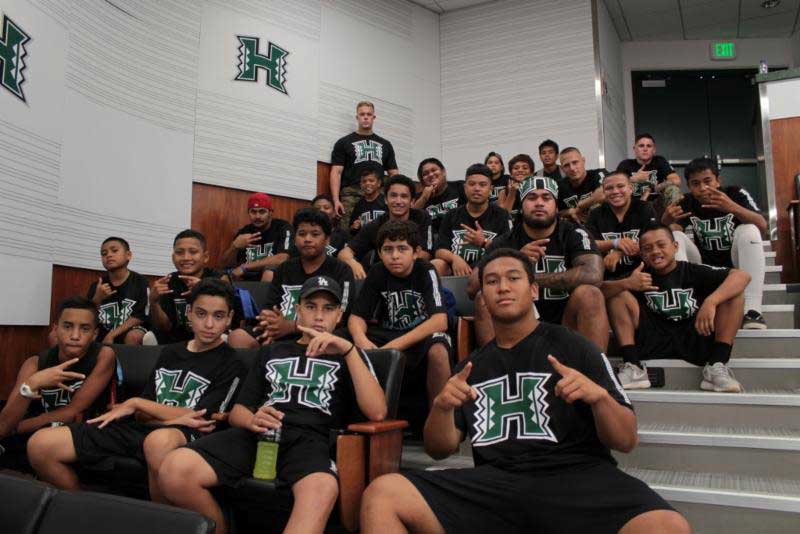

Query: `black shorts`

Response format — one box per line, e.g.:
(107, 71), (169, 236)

(186, 425), (337, 489)
(405, 461), (673, 533)
(0, 432), (36, 472)
(636, 304), (713, 366)
(365, 328), (452, 369)
(69, 419), (198, 470)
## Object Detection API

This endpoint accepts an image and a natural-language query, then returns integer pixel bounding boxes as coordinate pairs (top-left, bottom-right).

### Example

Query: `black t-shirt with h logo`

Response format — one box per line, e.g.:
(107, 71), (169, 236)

(556, 169), (606, 211)
(349, 196), (387, 231)
(585, 198), (657, 279)
(436, 203), (512, 266)
(616, 156), (674, 199)
(637, 261), (730, 324)
(331, 132), (398, 189)
(233, 222), (293, 265)
(87, 271), (149, 339)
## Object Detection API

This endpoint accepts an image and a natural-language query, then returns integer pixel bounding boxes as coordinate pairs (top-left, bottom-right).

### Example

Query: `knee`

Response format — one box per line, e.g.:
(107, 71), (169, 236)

(260, 270), (274, 282)
(298, 473), (339, 507)
(362, 474), (404, 512)
(735, 223), (761, 242)
(159, 449), (199, 494)
(653, 510), (691, 534)
(227, 328), (258, 349)
(571, 285), (604, 310)
(124, 329), (144, 345)
(427, 341), (450, 364)
(142, 430), (181, 465)
(27, 428), (62, 467)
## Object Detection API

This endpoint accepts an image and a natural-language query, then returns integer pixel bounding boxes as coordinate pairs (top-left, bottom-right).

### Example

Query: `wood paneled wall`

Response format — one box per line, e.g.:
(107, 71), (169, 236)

(770, 117), (800, 282)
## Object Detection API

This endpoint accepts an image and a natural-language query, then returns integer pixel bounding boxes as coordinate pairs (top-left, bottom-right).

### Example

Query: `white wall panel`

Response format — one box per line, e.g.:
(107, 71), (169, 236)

(0, 255), (52, 325)
(597, 0), (627, 170)
(207, 0), (321, 41)
(766, 78), (800, 120)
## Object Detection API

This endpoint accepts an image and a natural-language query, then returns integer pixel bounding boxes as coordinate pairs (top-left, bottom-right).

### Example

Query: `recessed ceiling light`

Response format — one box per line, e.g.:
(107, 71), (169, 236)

(761, 0), (781, 9)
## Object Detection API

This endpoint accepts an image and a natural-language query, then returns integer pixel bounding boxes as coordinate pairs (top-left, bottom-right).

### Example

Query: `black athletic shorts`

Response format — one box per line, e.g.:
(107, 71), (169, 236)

(365, 328), (453, 369)
(0, 432), (36, 472)
(186, 425), (337, 489)
(69, 419), (198, 470)
(405, 461), (673, 533)
(636, 304), (714, 366)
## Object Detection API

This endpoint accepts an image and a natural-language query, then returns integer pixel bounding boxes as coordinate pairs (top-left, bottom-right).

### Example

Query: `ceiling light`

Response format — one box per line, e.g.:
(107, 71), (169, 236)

(761, 0), (781, 9)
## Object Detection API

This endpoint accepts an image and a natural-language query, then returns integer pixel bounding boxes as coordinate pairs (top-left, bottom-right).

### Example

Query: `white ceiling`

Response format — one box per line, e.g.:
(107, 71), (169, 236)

(410, 0), (800, 40)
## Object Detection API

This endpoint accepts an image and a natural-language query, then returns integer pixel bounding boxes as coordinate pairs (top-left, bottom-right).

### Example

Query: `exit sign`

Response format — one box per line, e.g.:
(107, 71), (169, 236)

(711, 42), (736, 60)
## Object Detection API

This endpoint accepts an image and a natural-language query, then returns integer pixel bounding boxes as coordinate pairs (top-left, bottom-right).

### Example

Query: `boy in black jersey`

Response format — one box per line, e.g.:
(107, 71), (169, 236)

(361, 249), (687, 534)
(87, 237), (148, 345)
(339, 175), (434, 279)
(0, 297), (115, 471)
(616, 133), (682, 205)
(220, 192), (292, 282)
(586, 172), (657, 279)
(484, 151), (510, 202)
(432, 163), (512, 277)
(605, 225), (750, 391)
(348, 168), (386, 235)
(663, 157), (767, 329)
(147, 230), (250, 347)
(469, 176), (609, 350)
(256, 208), (355, 343)
(558, 146), (607, 223)
(534, 138), (565, 179)
(28, 279), (246, 502)
(413, 158), (465, 239)
(349, 220), (451, 406)
(497, 153), (535, 216)
(157, 276), (386, 534)
(311, 194), (350, 256)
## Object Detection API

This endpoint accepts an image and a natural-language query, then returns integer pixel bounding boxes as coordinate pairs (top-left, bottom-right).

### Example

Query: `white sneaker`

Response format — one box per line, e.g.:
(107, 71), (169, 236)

(701, 363), (743, 393)
(617, 362), (651, 390)
(141, 331), (159, 346)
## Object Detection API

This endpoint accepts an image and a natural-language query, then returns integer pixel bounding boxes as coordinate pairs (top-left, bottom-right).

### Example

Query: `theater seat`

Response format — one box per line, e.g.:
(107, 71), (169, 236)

(0, 473), (57, 534)
(233, 281), (271, 312)
(441, 276), (474, 316)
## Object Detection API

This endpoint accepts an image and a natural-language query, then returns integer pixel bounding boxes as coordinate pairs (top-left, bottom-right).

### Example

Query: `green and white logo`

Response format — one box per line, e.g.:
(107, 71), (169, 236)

(246, 243), (274, 262)
(534, 255), (568, 300)
(98, 299), (136, 329)
(235, 35), (288, 94)
(279, 284), (303, 320)
(0, 14), (31, 102)
(359, 209), (385, 225)
(633, 170), (658, 196)
(325, 244), (337, 257)
(265, 357), (341, 414)
(471, 373), (555, 446)
(40, 381), (83, 412)
(645, 288), (697, 322)
(426, 198), (459, 219)
(154, 369), (211, 408)
(690, 214), (735, 251)
(381, 289), (426, 330)
(352, 140), (383, 164)
(601, 229), (640, 266)
(174, 298), (189, 327)
(451, 229), (498, 264)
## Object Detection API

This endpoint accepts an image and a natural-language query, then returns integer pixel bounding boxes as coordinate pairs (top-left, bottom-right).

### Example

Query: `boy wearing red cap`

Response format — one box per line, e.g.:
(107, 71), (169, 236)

(221, 192), (293, 282)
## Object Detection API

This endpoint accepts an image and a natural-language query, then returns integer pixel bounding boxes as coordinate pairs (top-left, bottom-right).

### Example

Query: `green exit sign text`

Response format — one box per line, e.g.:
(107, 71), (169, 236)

(711, 42), (736, 60)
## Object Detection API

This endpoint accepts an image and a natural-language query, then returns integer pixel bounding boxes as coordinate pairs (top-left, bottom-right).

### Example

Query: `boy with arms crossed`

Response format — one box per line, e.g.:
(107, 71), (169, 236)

(348, 167), (387, 235)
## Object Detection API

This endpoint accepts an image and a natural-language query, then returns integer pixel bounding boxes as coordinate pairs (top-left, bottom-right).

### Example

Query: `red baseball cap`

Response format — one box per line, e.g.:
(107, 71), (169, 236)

(248, 192), (273, 210)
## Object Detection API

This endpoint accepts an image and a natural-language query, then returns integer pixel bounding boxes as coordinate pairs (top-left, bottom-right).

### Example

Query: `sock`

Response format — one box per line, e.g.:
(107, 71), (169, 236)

(620, 345), (641, 366)
(709, 342), (732, 365)
(731, 224), (764, 314)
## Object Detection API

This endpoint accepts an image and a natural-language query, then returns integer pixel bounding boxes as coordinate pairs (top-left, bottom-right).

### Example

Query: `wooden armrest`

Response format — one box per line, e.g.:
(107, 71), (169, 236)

(456, 316), (475, 362)
(211, 412), (228, 422)
(346, 419), (409, 434)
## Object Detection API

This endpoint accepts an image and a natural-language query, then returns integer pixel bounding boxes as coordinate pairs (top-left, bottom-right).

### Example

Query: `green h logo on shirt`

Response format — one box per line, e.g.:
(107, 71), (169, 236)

(265, 357), (341, 414)
(352, 140), (382, 164)
(0, 14), (31, 102)
(40, 381), (83, 411)
(471, 373), (556, 446)
(235, 35), (289, 94)
(690, 214), (735, 251)
(645, 288), (698, 321)
(535, 256), (568, 300)
(99, 299), (136, 329)
(246, 243), (273, 262)
(154, 370), (211, 408)
(279, 285), (303, 320)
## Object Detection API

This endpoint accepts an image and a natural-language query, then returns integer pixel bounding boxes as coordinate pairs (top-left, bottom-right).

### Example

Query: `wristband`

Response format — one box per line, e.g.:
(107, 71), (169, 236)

(345, 343), (356, 356)
(20, 383), (38, 399)
(612, 238), (620, 250)
(239, 263), (248, 273)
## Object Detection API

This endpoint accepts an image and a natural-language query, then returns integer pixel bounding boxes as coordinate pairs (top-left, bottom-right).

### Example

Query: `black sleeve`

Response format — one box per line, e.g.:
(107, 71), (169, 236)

(273, 222), (293, 255)
(656, 156), (675, 176)
(615, 160), (633, 174)
(591, 170), (607, 189)
(331, 137), (348, 166)
(158, 294), (178, 328)
(436, 211), (456, 252)
(195, 356), (248, 413)
(420, 263), (447, 316)
(349, 199), (363, 226)
(383, 140), (398, 171)
(565, 224), (600, 265)
(486, 232), (511, 253)
(130, 275), (148, 321)
(577, 342), (633, 410)
(676, 197), (692, 229)
(731, 188), (761, 214)
(585, 210), (602, 239)
(338, 262), (357, 319)
(640, 202), (658, 225)
(690, 263), (731, 291)
(86, 281), (98, 301)
(139, 349), (171, 400)
(418, 212), (434, 253)
(456, 181), (467, 205)
(348, 221), (378, 260)
(235, 349), (270, 410)
(350, 266), (382, 320)
(262, 265), (285, 310)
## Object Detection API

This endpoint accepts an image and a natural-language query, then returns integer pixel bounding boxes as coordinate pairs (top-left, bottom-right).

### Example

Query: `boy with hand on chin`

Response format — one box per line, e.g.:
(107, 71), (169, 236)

(157, 276), (386, 534)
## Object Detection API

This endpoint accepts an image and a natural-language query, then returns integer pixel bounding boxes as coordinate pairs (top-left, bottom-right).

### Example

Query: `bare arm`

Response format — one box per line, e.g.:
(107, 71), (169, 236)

(241, 252), (290, 271)
(423, 406), (464, 459)
(228, 403), (256, 429)
(337, 246), (367, 279)
(330, 165), (344, 203)
(345, 347), (387, 421)
(348, 314), (375, 349)
(103, 317), (144, 343)
(730, 204), (767, 233)
(535, 253), (603, 290)
(435, 249), (472, 277)
(219, 244), (240, 269)
(576, 187), (604, 211)
(707, 268), (751, 306)
(413, 187), (433, 210)
(382, 313), (448, 352)
(592, 392), (638, 452)
(132, 397), (196, 423)
(467, 267), (481, 299)
(0, 357), (38, 438)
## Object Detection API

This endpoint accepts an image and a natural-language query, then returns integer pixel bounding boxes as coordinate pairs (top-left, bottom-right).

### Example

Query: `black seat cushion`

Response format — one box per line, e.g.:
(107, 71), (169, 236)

(0, 473), (57, 534)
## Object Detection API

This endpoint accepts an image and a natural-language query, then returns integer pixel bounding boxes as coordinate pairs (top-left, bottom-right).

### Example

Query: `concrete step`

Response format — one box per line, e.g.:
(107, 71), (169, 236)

(615, 424), (800, 479)
(766, 250), (777, 266)
(763, 285), (800, 306)
(766, 265), (783, 284)
(763, 304), (796, 329)
(611, 358), (800, 390)
(624, 468), (800, 533)
(628, 389), (800, 428)
(733, 329), (800, 358)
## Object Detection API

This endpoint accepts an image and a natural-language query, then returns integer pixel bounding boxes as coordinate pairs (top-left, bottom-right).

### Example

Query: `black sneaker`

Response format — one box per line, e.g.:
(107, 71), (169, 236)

(742, 310), (767, 330)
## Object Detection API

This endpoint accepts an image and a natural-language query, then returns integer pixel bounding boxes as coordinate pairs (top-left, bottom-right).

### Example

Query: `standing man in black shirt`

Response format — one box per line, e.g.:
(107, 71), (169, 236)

(361, 248), (687, 534)
(470, 177), (609, 351)
(558, 147), (607, 223)
(413, 157), (465, 239)
(605, 225), (749, 391)
(534, 139), (564, 180)
(220, 192), (292, 282)
(616, 133), (681, 205)
(339, 175), (433, 279)
(586, 172), (657, 279)
(432, 163), (511, 277)
(330, 101), (399, 230)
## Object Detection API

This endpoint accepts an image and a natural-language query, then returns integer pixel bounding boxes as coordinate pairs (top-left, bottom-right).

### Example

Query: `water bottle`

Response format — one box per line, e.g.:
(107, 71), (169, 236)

(252, 427), (281, 480)
(759, 59), (769, 74)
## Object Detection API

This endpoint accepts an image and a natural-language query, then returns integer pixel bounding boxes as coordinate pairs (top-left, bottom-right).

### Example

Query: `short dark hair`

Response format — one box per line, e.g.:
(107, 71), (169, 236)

(102, 237), (130, 251)
(478, 248), (535, 287)
(293, 207), (332, 236)
(602, 170), (631, 183)
(376, 220), (420, 250)
(311, 193), (333, 205)
(360, 166), (381, 181)
(641, 223), (674, 242)
(559, 146), (581, 157)
(508, 154), (535, 173)
(635, 133), (655, 144)
(385, 174), (416, 198)
(187, 278), (235, 311)
(173, 229), (207, 249)
(484, 151), (505, 174)
(684, 157), (719, 180)
(465, 163), (493, 180)
(416, 158), (445, 181)
(56, 296), (98, 326)
(538, 139), (559, 154)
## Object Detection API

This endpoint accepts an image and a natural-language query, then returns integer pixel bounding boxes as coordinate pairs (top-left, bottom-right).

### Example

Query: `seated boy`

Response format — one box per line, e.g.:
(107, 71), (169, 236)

(148, 229), (249, 347)
(348, 167), (387, 235)
(257, 208), (355, 343)
(88, 237), (149, 345)
(28, 279), (246, 502)
(662, 157), (767, 329)
(157, 276), (386, 534)
(0, 297), (115, 471)
(360, 249), (688, 534)
(220, 192), (292, 282)
(413, 158), (465, 239)
(349, 220), (451, 405)
(605, 224), (750, 391)
(311, 194), (350, 256)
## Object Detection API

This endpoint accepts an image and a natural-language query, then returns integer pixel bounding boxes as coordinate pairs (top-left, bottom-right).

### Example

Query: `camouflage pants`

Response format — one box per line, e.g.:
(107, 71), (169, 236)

(339, 185), (363, 232)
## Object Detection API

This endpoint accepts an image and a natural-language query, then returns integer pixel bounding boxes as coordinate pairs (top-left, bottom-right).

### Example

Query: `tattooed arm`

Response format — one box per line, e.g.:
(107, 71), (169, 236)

(534, 253), (603, 291)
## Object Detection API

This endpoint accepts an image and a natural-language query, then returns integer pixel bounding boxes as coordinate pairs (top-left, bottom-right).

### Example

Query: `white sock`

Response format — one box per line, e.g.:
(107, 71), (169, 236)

(673, 231), (702, 263)
(731, 224), (765, 314)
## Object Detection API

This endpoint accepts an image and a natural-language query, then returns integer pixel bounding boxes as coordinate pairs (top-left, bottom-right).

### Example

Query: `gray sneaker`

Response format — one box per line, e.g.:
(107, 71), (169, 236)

(701, 363), (743, 393)
(617, 362), (651, 390)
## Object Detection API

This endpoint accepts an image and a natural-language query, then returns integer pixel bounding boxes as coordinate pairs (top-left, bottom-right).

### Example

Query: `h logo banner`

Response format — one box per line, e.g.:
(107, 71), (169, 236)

(235, 35), (289, 94)
(0, 14), (31, 102)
